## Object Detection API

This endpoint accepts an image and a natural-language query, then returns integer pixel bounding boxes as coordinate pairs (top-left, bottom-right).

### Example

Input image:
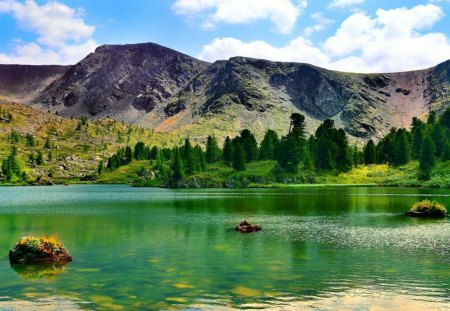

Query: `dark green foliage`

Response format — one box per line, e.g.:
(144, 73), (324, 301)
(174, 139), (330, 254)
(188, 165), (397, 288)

(313, 119), (351, 171)
(427, 111), (436, 125)
(171, 148), (184, 181)
(439, 107), (450, 129)
(240, 129), (258, 162)
(36, 150), (44, 165)
(393, 129), (410, 166)
(9, 131), (20, 144)
(124, 146), (133, 164)
(232, 140), (246, 171)
(134, 142), (147, 160)
(411, 118), (425, 159)
(259, 130), (279, 160)
(205, 135), (221, 163)
(276, 133), (302, 173)
(44, 136), (51, 149)
(430, 124), (447, 157)
(290, 113), (306, 138)
(419, 136), (436, 181)
(364, 140), (376, 164)
(1, 147), (21, 181)
(97, 160), (104, 175)
(222, 136), (233, 165)
(25, 134), (36, 147)
(149, 146), (159, 160)
(441, 143), (450, 161)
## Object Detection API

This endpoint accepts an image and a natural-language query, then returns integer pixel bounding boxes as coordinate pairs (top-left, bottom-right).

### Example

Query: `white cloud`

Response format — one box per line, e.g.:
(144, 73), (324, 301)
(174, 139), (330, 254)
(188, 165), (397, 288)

(198, 37), (330, 66)
(324, 4), (450, 72)
(303, 13), (334, 37)
(172, 0), (307, 34)
(0, 0), (97, 64)
(199, 4), (450, 73)
(328, 0), (365, 9)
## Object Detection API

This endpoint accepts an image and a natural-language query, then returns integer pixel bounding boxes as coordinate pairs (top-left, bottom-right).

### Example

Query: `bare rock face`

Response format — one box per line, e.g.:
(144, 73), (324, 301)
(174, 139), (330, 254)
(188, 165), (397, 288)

(35, 43), (209, 117)
(2, 42), (445, 142)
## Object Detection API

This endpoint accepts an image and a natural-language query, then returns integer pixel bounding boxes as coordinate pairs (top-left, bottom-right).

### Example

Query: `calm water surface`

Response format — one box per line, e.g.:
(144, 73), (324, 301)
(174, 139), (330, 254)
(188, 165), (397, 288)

(0, 185), (449, 310)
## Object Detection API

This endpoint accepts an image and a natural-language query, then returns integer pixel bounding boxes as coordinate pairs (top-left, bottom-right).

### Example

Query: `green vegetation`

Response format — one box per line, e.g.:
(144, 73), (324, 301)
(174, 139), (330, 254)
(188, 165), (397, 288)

(2, 102), (450, 188)
(410, 200), (447, 216)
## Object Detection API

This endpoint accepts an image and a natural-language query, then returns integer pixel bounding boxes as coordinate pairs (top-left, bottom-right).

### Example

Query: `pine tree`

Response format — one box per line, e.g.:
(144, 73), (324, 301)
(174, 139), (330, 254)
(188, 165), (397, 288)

(259, 130), (279, 160)
(419, 136), (436, 181)
(222, 136), (233, 165)
(124, 146), (133, 164)
(276, 134), (302, 173)
(393, 129), (410, 166)
(171, 148), (184, 181)
(240, 129), (258, 162)
(290, 113), (306, 138)
(205, 135), (221, 163)
(363, 140), (376, 164)
(36, 150), (44, 165)
(430, 124), (447, 157)
(411, 118), (425, 159)
(232, 141), (246, 171)
(439, 107), (450, 129)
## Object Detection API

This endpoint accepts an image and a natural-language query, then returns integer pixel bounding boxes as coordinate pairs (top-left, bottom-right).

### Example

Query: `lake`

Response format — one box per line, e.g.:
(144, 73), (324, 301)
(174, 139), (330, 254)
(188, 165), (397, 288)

(0, 185), (449, 310)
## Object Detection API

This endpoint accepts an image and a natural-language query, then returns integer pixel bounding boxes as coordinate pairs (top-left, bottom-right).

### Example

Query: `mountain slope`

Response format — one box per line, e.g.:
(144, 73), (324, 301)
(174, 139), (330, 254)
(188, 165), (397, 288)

(35, 43), (210, 122)
(0, 64), (68, 102)
(1, 42), (446, 142)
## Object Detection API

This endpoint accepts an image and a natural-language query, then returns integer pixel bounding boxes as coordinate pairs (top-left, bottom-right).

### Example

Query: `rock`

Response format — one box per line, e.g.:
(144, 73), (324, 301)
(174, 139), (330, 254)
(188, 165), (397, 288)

(405, 200), (447, 218)
(9, 236), (72, 264)
(404, 210), (447, 218)
(235, 220), (262, 233)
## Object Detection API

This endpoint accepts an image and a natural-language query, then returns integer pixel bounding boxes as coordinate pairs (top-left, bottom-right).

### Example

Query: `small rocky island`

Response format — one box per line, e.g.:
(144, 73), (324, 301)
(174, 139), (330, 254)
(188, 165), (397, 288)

(9, 236), (72, 264)
(235, 220), (262, 233)
(405, 200), (448, 218)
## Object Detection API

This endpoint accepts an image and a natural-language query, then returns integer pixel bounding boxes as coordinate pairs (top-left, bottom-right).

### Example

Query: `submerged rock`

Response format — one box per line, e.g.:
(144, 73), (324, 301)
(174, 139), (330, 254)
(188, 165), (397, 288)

(9, 236), (72, 264)
(405, 200), (447, 218)
(235, 220), (262, 233)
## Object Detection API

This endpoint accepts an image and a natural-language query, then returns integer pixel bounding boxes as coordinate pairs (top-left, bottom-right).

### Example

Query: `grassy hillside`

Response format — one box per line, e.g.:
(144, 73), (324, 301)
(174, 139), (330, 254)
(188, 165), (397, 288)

(1, 102), (450, 188)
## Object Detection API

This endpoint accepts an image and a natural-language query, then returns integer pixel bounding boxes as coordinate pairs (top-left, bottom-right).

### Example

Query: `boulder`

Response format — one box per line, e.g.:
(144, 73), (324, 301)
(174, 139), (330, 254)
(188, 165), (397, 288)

(9, 236), (72, 264)
(405, 200), (447, 218)
(235, 220), (262, 233)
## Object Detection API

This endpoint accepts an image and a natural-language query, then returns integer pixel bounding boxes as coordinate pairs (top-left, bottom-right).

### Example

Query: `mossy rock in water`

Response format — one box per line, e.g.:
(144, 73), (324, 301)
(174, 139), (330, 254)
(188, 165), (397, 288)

(405, 200), (448, 218)
(235, 220), (262, 233)
(9, 236), (72, 264)
(10, 262), (69, 280)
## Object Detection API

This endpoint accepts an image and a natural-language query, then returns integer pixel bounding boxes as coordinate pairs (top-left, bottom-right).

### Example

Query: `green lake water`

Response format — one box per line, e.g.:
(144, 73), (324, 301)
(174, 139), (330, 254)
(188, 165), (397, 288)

(0, 185), (449, 310)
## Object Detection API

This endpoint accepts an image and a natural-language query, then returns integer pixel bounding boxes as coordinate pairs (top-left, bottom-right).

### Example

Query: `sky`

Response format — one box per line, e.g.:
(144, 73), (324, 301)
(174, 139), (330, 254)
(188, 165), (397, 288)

(0, 0), (450, 73)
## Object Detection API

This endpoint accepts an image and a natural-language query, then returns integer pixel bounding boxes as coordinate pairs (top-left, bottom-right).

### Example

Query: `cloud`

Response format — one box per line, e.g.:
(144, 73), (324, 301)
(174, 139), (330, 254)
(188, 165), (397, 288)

(199, 4), (450, 73)
(172, 0), (307, 34)
(0, 0), (97, 64)
(303, 13), (334, 37)
(198, 37), (330, 66)
(328, 0), (365, 9)
(324, 4), (450, 72)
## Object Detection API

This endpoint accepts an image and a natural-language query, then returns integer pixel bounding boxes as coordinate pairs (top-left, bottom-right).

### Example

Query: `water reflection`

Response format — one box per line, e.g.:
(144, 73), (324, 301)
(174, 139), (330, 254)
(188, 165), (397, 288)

(10, 262), (70, 281)
(0, 186), (448, 310)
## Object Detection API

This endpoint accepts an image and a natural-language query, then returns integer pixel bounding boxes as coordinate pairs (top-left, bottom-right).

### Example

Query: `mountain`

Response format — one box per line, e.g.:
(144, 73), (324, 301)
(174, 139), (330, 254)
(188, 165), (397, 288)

(2, 42), (450, 142)
(0, 64), (68, 102)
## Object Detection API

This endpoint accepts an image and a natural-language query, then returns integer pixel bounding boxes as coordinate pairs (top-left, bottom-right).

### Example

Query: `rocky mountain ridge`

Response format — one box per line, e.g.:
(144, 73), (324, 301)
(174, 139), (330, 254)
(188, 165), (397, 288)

(1, 42), (449, 142)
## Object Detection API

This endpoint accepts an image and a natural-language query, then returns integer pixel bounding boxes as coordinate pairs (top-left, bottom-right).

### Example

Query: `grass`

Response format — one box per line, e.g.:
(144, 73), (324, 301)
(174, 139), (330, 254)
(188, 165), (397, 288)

(411, 200), (447, 214)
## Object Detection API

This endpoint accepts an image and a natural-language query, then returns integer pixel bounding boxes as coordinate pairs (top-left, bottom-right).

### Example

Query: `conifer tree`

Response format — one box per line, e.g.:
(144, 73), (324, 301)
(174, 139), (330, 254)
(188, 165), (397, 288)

(259, 130), (279, 160)
(36, 150), (44, 165)
(393, 129), (410, 166)
(205, 135), (221, 163)
(232, 141), (246, 171)
(171, 148), (184, 181)
(363, 140), (376, 164)
(419, 136), (436, 181)
(223, 136), (233, 165)
(240, 129), (258, 162)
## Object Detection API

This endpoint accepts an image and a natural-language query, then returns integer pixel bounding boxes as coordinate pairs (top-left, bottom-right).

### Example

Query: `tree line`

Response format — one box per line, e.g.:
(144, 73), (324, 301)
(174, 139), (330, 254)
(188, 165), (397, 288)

(362, 108), (450, 180)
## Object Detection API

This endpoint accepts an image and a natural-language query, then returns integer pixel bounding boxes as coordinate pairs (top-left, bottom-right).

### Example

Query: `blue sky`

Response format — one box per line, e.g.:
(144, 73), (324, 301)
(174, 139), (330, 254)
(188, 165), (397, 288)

(0, 0), (449, 73)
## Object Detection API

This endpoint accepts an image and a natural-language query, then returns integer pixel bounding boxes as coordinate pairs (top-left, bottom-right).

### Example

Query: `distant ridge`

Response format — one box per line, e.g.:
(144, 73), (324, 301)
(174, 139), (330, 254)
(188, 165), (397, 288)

(0, 42), (449, 141)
